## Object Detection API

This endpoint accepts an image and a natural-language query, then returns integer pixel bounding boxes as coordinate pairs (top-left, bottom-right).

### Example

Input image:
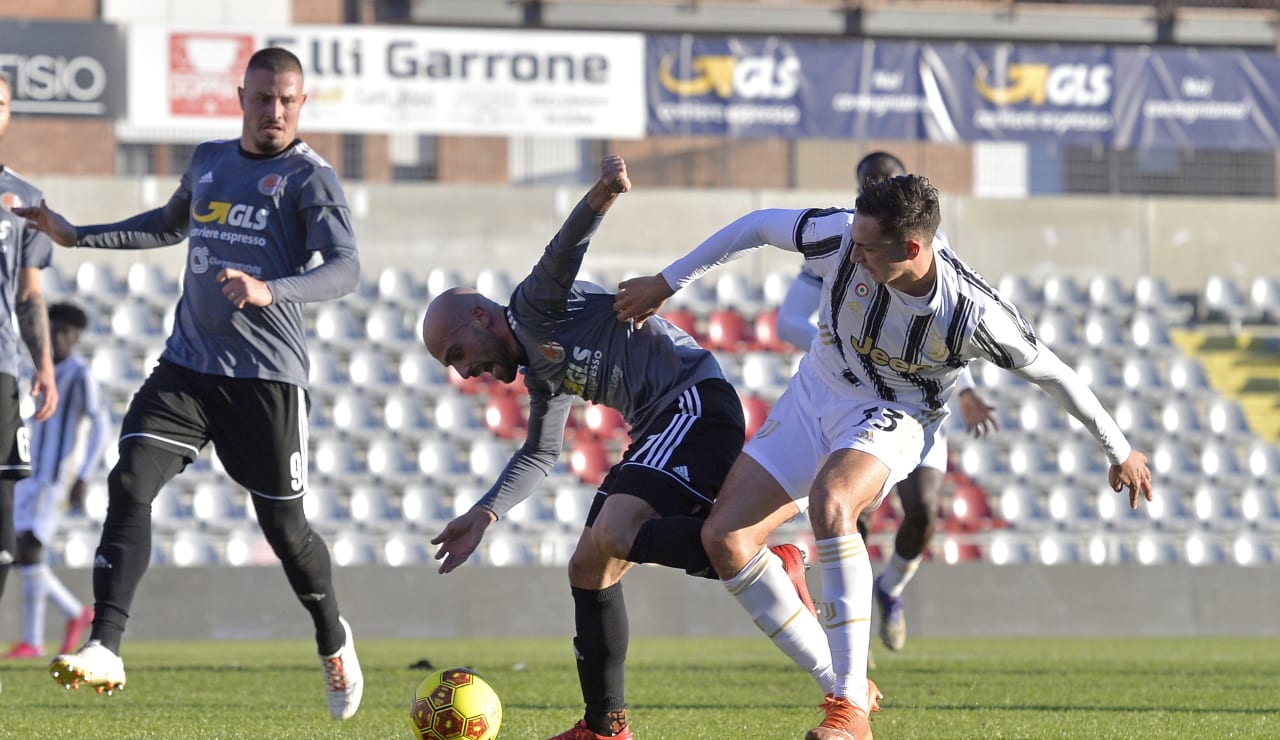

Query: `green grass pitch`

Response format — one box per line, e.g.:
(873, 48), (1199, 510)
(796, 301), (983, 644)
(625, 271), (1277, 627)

(2, 635), (1277, 738)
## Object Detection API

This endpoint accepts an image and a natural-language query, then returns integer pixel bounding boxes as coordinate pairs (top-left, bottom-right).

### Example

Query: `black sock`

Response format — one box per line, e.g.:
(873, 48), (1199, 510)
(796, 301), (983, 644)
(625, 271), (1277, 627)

(255, 496), (343, 655)
(572, 584), (629, 735)
(0, 479), (13, 604)
(626, 515), (716, 579)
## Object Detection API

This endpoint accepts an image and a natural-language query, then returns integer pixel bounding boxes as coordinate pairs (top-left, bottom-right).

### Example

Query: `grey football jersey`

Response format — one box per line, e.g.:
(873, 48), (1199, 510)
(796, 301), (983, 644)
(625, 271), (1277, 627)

(0, 167), (53, 379)
(478, 198), (724, 518)
(78, 139), (358, 388)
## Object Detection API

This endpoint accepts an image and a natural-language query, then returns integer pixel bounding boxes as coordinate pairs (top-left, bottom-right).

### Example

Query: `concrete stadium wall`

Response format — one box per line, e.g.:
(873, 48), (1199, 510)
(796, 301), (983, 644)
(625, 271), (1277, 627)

(3, 563), (1277, 642)
(35, 177), (1278, 298)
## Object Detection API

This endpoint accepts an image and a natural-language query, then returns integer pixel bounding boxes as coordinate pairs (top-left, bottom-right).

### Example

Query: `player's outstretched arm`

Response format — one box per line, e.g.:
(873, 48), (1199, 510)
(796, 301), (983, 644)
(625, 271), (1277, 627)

(585, 155), (630, 213)
(13, 199), (77, 246)
(430, 506), (497, 575)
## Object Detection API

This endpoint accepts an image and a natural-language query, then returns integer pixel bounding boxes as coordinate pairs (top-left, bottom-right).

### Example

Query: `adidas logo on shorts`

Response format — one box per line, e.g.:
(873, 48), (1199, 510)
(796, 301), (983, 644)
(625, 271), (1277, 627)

(673, 465), (690, 481)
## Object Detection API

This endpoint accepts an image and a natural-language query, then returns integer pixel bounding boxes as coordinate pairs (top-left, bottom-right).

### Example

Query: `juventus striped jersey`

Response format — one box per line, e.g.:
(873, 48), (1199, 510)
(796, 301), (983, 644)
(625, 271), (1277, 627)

(28, 353), (111, 486)
(477, 196), (724, 518)
(662, 206), (1131, 465)
(0, 166), (53, 379)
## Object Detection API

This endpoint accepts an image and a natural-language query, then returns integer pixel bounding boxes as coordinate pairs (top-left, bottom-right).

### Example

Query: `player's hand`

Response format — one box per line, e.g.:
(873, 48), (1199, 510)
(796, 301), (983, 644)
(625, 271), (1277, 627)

(1109, 449), (1153, 509)
(958, 389), (999, 438)
(430, 507), (496, 574)
(30, 362), (57, 421)
(217, 268), (273, 309)
(12, 200), (77, 246)
(615, 275), (675, 329)
(599, 155), (631, 194)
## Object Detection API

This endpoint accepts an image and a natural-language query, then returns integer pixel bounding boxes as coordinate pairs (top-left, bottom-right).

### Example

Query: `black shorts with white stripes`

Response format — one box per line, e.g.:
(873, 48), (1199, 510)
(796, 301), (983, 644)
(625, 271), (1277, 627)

(119, 360), (311, 499)
(0, 373), (32, 480)
(585, 378), (744, 526)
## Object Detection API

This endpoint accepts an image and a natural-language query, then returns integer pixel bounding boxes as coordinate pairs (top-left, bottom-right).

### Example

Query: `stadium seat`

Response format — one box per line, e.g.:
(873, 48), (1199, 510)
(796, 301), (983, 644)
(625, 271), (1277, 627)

(1247, 442), (1280, 479)
(383, 392), (430, 433)
(1055, 439), (1107, 482)
(399, 348), (448, 390)
(39, 265), (71, 300)
(712, 272), (757, 311)
(467, 438), (516, 480)
(313, 302), (365, 347)
(1181, 532), (1225, 566)
(1017, 397), (1066, 439)
(1095, 484), (1145, 531)
(349, 484), (394, 526)
(1120, 355), (1166, 399)
(1042, 274), (1087, 316)
(664, 275), (716, 313)
(168, 529), (219, 567)
(1248, 276), (1280, 323)
(1133, 275), (1184, 321)
(705, 308), (752, 351)
(484, 394), (528, 440)
(109, 303), (164, 348)
(986, 534), (1033, 565)
(659, 307), (700, 340)
(1132, 534), (1179, 566)
(426, 267), (465, 300)
(376, 266), (426, 307)
(581, 402), (627, 444)
(1007, 440), (1054, 479)
(309, 348), (346, 387)
(569, 438), (611, 485)
(997, 484), (1045, 530)
(475, 268), (515, 302)
(1191, 483), (1237, 529)
(1129, 312), (1174, 353)
(90, 346), (144, 393)
(1149, 440), (1196, 479)
(365, 305), (415, 346)
(400, 483), (449, 531)
(126, 262), (179, 307)
(1111, 396), (1157, 436)
(433, 395), (483, 439)
(1239, 485), (1280, 529)
(76, 261), (124, 297)
(1203, 275), (1251, 324)
(312, 436), (359, 479)
(1046, 485), (1093, 528)
(1143, 485), (1189, 531)
(957, 438), (1008, 485)
(939, 535), (982, 564)
(752, 309), (788, 353)
(996, 274), (1040, 312)
(1073, 354), (1122, 398)
(191, 481), (244, 530)
(1206, 399), (1252, 440)
(946, 479), (994, 528)
(553, 482), (596, 529)
(1034, 311), (1080, 351)
(741, 395), (771, 441)
(1158, 398), (1202, 439)
(1230, 534), (1273, 566)
(347, 348), (397, 387)
(739, 351), (791, 399)
(1036, 534), (1080, 565)
(416, 435), (464, 479)
(365, 435), (414, 479)
(303, 484), (343, 524)
(1166, 356), (1213, 398)
(1086, 274), (1133, 315)
(1082, 312), (1127, 355)
(762, 270), (797, 307)
(329, 391), (379, 434)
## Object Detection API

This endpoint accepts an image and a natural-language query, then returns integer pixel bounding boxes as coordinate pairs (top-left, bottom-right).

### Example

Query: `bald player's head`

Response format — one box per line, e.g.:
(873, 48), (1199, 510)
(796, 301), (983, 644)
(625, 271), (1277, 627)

(422, 288), (522, 384)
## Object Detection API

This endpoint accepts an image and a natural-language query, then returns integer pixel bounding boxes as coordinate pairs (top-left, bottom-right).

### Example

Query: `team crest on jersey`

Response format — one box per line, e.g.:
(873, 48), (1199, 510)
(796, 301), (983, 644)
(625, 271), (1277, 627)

(853, 282), (871, 298)
(1, 192), (23, 209)
(539, 342), (565, 363)
(924, 335), (950, 362)
(257, 173), (286, 196)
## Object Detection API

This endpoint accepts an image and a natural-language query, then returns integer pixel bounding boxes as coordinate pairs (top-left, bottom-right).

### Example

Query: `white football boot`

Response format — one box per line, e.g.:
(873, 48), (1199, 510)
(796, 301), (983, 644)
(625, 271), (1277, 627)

(49, 640), (127, 694)
(321, 617), (363, 720)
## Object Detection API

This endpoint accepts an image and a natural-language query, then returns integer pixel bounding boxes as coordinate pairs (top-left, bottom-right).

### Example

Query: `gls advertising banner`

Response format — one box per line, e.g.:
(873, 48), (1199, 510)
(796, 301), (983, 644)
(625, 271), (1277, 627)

(0, 20), (125, 117)
(128, 25), (645, 138)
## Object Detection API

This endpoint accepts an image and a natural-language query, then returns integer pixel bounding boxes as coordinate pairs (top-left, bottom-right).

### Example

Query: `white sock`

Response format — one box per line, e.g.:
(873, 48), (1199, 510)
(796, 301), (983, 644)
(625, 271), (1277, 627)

(815, 534), (873, 712)
(879, 552), (923, 598)
(19, 565), (47, 647)
(42, 565), (83, 619)
(724, 546), (835, 693)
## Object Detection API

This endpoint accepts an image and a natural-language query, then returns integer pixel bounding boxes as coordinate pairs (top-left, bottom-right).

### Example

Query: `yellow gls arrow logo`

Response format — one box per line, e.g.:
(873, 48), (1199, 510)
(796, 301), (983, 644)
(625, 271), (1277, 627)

(658, 54), (737, 97)
(974, 62), (1051, 105)
(192, 200), (268, 230)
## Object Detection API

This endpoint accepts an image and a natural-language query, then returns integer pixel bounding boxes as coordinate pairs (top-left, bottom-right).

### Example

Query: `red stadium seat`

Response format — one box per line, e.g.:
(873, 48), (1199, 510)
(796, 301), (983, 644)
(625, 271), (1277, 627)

(447, 366), (488, 395)
(483, 394), (526, 440)
(661, 308), (700, 340)
(705, 308), (751, 352)
(741, 395), (771, 441)
(583, 402), (628, 444)
(753, 309), (787, 353)
(570, 439), (612, 485)
(945, 477), (995, 529)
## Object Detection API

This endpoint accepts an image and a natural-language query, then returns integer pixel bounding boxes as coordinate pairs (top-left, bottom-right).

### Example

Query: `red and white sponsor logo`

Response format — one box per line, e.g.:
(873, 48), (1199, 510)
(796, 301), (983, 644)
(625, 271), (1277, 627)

(258, 173), (286, 196)
(1, 193), (24, 209)
(538, 342), (565, 363)
(169, 33), (255, 117)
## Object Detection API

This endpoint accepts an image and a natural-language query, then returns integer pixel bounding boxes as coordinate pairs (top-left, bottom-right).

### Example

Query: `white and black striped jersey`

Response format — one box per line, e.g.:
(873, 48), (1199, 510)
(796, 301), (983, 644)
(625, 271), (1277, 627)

(28, 353), (112, 486)
(663, 207), (1038, 417)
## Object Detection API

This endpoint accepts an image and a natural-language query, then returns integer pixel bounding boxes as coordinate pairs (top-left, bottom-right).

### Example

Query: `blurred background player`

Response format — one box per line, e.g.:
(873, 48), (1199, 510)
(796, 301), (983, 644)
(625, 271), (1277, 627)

(15, 48), (363, 718)
(0, 70), (60, 690)
(776, 151), (999, 655)
(4, 302), (108, 660)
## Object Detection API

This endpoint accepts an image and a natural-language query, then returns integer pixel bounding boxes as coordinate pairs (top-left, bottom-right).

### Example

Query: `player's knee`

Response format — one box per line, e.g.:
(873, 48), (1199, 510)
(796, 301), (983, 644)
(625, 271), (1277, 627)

(589, 517), (637, 561)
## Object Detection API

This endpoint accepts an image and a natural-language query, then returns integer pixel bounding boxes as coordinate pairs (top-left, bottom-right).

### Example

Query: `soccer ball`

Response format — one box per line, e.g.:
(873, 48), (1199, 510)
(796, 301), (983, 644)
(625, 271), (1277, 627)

(410, 667), (503, 740)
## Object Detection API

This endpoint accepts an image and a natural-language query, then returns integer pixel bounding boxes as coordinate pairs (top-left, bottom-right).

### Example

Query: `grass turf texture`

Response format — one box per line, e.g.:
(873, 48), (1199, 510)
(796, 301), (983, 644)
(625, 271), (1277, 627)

(1, 636), (1277, 738)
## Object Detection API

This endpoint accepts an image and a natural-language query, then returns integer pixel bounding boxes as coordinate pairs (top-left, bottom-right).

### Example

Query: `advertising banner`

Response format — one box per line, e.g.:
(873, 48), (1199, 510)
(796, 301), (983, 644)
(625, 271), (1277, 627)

(0, 20), (126, 117)
(128, 25), (646, 138)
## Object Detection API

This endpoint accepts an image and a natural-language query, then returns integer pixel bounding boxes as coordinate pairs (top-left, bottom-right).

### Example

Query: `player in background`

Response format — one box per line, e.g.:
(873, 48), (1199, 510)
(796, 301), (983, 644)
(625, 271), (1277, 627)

(424, 156), (856, 740)
(777, 151), (999, 655)
(0, 70), (60, 692)
(615, 174), (1152, 740)
(4, 303), (108, 660)
(15, 48), (364, 718)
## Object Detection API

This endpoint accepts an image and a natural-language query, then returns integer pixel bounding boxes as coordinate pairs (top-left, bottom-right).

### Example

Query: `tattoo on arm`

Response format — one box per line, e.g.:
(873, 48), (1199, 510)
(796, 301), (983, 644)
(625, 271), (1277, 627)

(16, 289), (49, 365)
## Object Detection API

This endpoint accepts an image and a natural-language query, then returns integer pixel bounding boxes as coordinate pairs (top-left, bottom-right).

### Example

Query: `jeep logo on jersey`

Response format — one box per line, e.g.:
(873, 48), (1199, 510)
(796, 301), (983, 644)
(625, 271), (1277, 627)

(193, 200), (269, 230)
(849, 335), (930, 374)
(258, 174), (286, 196)
(1, 192), (23, 209)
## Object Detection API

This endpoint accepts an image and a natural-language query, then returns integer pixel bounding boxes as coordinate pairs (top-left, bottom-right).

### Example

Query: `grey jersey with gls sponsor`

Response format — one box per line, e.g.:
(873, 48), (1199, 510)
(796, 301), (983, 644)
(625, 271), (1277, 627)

(0, 167), (53, 380)
(77, 139), (359, 388)
(478, 197), (724, 518)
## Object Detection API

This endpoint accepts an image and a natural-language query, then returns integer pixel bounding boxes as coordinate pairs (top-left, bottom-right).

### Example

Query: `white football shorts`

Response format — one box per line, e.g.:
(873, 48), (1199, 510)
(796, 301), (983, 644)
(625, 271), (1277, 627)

(13, 478), (62, 545)
(744, 366), (942, 512)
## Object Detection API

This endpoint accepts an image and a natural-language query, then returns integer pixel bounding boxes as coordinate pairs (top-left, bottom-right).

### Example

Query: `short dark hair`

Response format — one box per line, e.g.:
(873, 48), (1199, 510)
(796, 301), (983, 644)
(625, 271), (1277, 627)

(855, 151), (907, 194)
(854, 175), (941, 245)
(246, 47), (303, 77)
(48, 301), (88, 330)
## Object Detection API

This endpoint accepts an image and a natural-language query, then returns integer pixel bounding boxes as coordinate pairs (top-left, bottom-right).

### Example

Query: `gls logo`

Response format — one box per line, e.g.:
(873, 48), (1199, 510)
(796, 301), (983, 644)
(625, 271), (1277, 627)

(974, 62), (1111, 107)
(193, 200), (269, 231)
(658, 53), (799, 100)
